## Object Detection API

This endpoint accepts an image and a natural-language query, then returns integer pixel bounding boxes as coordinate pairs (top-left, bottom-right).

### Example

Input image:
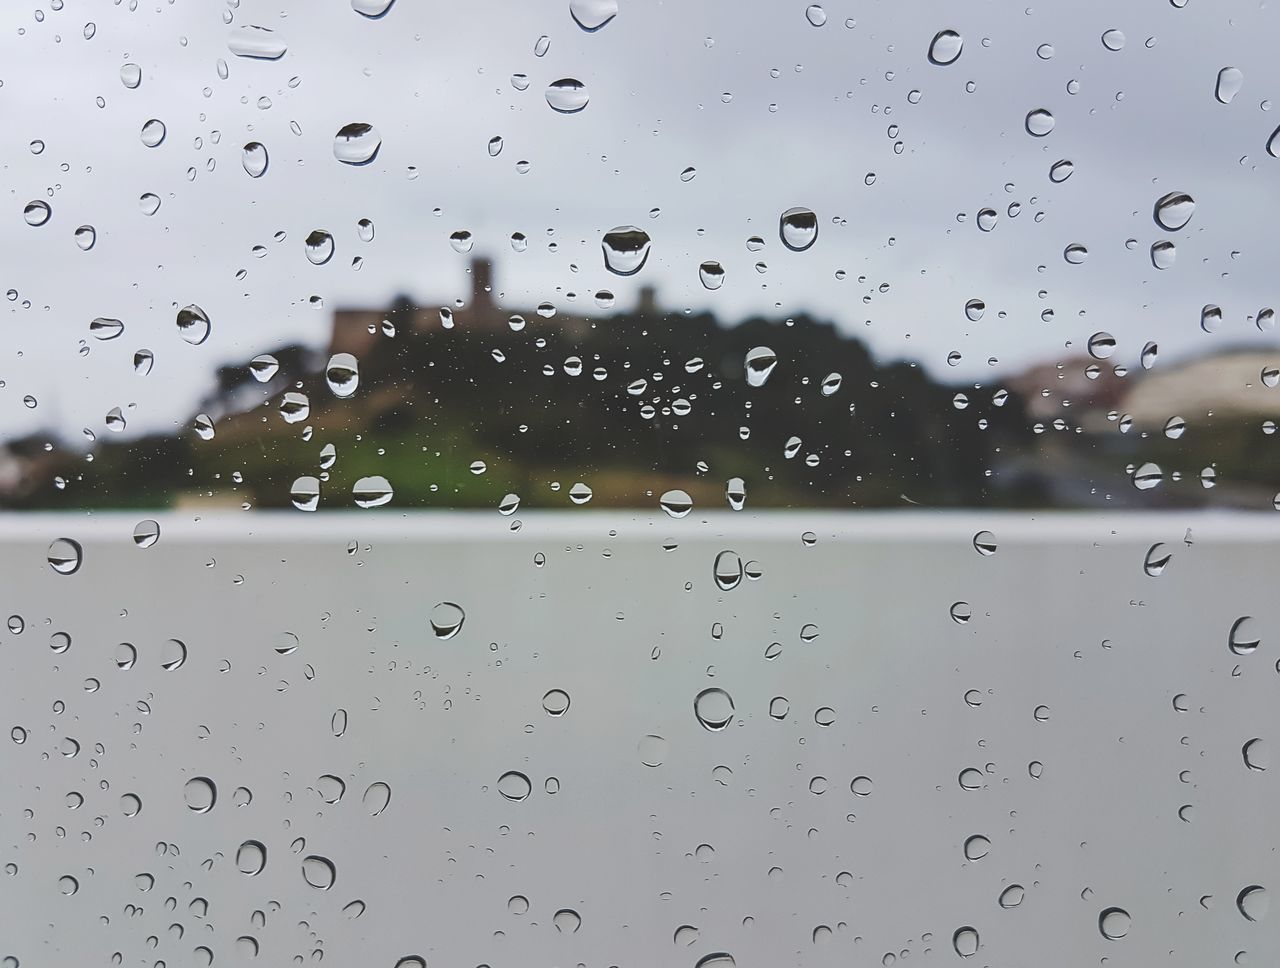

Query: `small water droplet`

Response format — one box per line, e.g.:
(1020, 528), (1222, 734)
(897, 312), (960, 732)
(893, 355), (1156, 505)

(660, 489), (693, 518)
(177, 304), (211, 345)
(699, 261), (726, 290)
(120, 62), (142, 88)
(1101, 28), (1126, 51)
(236, 840), (266, 875)
(325, 353), (358, 397)
(1154, 192), (1195, 230)
(301, 855), (336, 889)
(497, 770), (532, 800)
(132, 520), (160, 548)
(140, 119), (166, 147)
(429, 602), (466, 639)
(47, 538), (83, 575)
(952, 927), (979, 958)
(744, 346), (778, 387)
(1238, 885), (1269, 921)
(1025, 108), (1055, 136)
(352, 0), (396, 16)
(1243, 738), (1269, 771)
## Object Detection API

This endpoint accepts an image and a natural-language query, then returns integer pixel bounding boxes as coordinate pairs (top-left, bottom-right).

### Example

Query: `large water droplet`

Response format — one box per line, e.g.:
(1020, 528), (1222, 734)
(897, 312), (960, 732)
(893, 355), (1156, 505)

(333, 123), (381, 165)
(1101, 28), (1126, 50)
(291, 477), (320, 512)
(1143, 543), (1171, 577)
(713, 550), (744, 590)
(305, 230), (334, 265)
(177, 304), (211, 345)
(725, 477), (746, 511)
(952, 927), (979, 958)
(1154, 192), (1195, 231)
(693, 687), (735, 730)
(497, 771), (532, 801)
(363, 781), (391, 815)
(928, 29), (963, 65)
(554, 908), (582, 933)
(353, 476), (393, 508)
(963, 834), (991, 861)
(47, 538), (83, 575)
(74, 225), (96, 250)
(1099, 907), (1131, 940)
(699, 261), (726, 290)
(279, 391), (309, 423)
(999, 884), (1025, 908)
(133, 519), (160, 548)
(325, 353), (358, 397)
(242, 142), (268, 177)
(236, 840), (266, 875)
(1132, 462), (1163, 490)
(301, 855), (336, 889)
(90, 317), (124, 340)
(570, 0), (617, 31)
(184, 776), (217, 813)
(1025, 108), (1055, 136)
(660, 489), (693, 518)
(1216, 66), (1244, 104)
(744, 346), (778, 387)
(249, 354), (279, 382)
(546, 78), (590, 113)
(352, 0), (396, 17)
(140, 119), (166, 147)
(779, 207), (818, 251)
(429, 602), (466, 639)
(228, 25), (288, 59)
(23, 200), (51, 226)
(120, 63), (142, 88)
(1238, 886), (1269, 921)
(601, 226), (651, 275)
(1229, 616), (1260, 655)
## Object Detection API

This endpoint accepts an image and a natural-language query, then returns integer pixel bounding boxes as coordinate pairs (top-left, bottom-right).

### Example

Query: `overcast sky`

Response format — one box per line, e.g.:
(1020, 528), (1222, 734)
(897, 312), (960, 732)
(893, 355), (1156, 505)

(2, 0), (1279, 441)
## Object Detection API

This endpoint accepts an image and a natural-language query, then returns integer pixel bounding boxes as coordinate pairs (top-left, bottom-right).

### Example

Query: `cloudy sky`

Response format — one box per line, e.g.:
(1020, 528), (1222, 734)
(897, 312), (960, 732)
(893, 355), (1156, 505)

(2, 0), (1278, 441)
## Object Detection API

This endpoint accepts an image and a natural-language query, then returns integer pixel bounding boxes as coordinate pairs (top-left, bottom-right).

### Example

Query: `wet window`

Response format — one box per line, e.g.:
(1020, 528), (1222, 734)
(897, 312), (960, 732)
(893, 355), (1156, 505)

(3, 1), (1278, 965)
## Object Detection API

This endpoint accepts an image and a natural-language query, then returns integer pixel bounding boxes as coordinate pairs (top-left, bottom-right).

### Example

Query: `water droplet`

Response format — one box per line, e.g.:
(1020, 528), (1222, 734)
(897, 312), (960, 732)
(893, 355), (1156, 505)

(1088, 332), (1116, 359)
(161, 638), (187, 671)
(805, 4), (827, 27)
(713, 550), (744, 589)
(325, 353), (358, 397)
(356, 218), (375, 242)
(958, 768), (983, 790)
(601, 226), (651, 275)
(1132, 462), (1163, 490)
(1230, 616), (1260, 655)
(963, 834), (991, 860)
(363, 781), (391, 815)
(333, 123), (382, 165)
(184, 776), (217, 813)
(699, 261), (726, 290)
(744, 346), (778, 387)
(278, 392), (309, 424)
(546, 78), (590, 113)
(779, 207), (818, 251)
(132, 520), (160, 548)
(1164, 416), (1186, 439)
(570, 0), (617, 31)
(542, 689), (571, 716)
(177, 304), (211, 345)
(554, 908), (582, 933)
(928, 29), (963, 65)
(236, 840), (266, 875)
(23, 200), (51, 226)
(1049, 159), (1074, 182)
(1143, 543), (1171, 576)
(952, 927), (979, 958)
(301, 855), (336, 890)
(352, 0), (396, 17)
(90, 317), (124, 341)
(140, 119), (166, 147)
(726, 477), (746, 510)
(1152, 240), (1177, 269)
(242, 142), (268, 177)
(972, 530), (997, 556)
(695, 954), (735, 968)
(353, 475), (393, 508)
(569, 482), (593, 504)
(497, 770), (532, 800)
(694, 687), (735, 730)
(1238, 885), (1269, 921)
(1154, 192), (1195, 231)
(290, 475), (320, 512)
(999, 884), (1025, 908)
(228, 25), (288, 59)
(1099, 907), (1131, 940)
(1064, 243), (1088, 264)
(1025, 108), (1055, 136)
(1243, 738), (1269, 771)
(48, 538), (83, 575)
(115, 642), (137, 669)
(139, 193), (161, 216)
(74, 225), (96, 250)
(1101, 28), (1126, 50)
(120, 62), (142, 88)
(429, 602), (466, 639)
(304, 230), (335, 266)
(59, 875), (79, 895)
(1214, 66), (1245, 105)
